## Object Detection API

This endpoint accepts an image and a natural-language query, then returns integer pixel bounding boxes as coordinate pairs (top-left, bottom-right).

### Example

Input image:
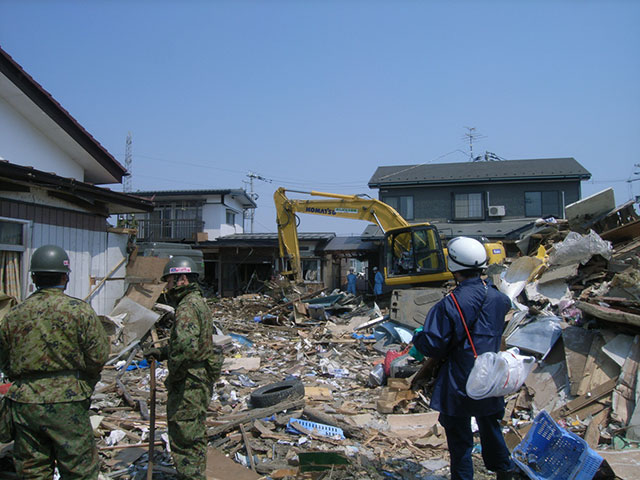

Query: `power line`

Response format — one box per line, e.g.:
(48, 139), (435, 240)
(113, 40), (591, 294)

(377, 149), (468, 181)
(118, 152), (373, 189)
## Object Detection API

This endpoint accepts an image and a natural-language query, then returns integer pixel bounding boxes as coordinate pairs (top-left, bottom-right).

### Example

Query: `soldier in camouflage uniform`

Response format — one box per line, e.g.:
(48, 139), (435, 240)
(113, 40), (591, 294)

(145, 256), (223, 480)
(0, 245), (109, 479)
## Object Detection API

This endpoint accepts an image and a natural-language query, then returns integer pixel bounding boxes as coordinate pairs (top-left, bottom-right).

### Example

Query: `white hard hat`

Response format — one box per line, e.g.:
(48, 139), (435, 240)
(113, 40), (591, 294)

(446, 237), (488, 272)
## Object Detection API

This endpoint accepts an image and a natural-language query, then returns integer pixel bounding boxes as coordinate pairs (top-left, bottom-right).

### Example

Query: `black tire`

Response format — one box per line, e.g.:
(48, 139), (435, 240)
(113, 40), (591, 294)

(250, 379), (305, 408)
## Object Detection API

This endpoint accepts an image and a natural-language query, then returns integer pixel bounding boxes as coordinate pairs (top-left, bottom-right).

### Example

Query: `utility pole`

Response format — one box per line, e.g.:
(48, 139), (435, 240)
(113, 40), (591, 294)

(245, 172), (271, 233)
(123, 132), (133, 193)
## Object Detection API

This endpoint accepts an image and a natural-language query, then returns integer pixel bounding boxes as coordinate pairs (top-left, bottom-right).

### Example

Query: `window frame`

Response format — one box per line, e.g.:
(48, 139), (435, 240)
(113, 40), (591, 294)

(382, 195), (414, 220)
(0, 217), (31, 299)
(453, 192), (484, 220)
(225, 209), (238, 226)
(525, 191), (560, 217)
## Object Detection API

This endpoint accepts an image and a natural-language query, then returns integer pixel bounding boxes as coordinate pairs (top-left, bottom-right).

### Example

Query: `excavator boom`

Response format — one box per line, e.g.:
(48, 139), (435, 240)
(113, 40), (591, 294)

(274, 187), (505, 285)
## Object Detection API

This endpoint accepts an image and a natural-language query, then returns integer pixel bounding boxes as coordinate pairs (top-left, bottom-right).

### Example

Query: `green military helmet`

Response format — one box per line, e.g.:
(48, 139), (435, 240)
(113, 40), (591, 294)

(30, 245), (71, 273)
(161, 256), (200, 281)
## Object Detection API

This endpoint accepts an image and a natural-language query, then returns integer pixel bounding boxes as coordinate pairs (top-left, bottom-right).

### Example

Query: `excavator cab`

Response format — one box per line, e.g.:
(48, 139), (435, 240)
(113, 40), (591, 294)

(383, 224), (450, 286)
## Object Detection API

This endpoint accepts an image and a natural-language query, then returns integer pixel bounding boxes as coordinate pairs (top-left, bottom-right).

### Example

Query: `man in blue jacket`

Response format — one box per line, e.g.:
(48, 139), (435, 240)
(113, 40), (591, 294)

(412, 237), (516, 480)
(346, 268), (357, 295)
(373, 266), (384, 298)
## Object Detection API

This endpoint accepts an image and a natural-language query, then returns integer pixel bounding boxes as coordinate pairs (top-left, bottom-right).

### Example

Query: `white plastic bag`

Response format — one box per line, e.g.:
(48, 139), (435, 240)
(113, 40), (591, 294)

(466, 347), (536, 400)
(549, 230), (612, 266)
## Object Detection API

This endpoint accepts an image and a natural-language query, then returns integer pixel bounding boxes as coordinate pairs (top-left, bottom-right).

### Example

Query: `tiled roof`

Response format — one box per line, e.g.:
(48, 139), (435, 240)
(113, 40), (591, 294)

(369, 158), (591, 187)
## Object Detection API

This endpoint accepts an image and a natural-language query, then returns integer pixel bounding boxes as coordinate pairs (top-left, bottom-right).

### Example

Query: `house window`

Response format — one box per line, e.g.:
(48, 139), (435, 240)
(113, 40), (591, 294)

(302, 258), (321, 282)
(0, 221), (23, 247)
(525, 191), (560, 217)
(383, 196), (414, 220)
(137, 200), (204, 241)
(454, 193), (483, 219)
(0, 219), (27, 302)
(226, 209), (237, 225)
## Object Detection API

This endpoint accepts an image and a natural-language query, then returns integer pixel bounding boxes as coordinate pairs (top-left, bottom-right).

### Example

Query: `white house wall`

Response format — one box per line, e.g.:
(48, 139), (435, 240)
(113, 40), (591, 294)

(202, 195), (245, 240)
(27, 223), (127, 315)
(0, 96), (84, 181)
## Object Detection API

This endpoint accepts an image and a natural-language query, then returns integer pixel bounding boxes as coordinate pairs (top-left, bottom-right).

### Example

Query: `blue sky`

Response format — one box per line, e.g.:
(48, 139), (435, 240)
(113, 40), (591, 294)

(1, 0), (639, 234)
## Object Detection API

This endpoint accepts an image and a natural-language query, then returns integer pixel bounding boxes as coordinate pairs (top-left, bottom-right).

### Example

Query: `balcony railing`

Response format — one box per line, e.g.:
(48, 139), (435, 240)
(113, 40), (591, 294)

(137, 218), (205, 242)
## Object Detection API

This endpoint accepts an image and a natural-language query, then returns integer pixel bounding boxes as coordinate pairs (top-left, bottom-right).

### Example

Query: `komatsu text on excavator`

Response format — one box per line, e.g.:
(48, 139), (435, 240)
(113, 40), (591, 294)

(274, 187), (506, 286)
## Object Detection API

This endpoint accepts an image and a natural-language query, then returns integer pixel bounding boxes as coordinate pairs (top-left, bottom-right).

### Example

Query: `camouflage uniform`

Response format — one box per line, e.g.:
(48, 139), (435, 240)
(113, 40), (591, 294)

(161, 283), (222, 480)
(0, 287), (109, 479)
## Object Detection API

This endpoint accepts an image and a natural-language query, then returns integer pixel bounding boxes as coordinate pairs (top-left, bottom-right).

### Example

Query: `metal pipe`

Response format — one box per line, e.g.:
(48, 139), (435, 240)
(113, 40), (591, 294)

(147, 359), (156, 480)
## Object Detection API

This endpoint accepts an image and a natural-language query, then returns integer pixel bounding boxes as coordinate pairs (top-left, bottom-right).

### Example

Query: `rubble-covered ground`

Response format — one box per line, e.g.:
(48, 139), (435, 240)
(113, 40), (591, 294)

(2, 213), (640, 479)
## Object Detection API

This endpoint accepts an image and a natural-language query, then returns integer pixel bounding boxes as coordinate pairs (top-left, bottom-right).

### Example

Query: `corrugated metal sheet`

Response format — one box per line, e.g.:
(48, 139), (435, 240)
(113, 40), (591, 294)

(27, 223), (127, 315)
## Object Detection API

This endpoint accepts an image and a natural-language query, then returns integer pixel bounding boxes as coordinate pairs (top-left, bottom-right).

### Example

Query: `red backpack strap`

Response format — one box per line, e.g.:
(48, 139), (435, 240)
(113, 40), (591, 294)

(450, 292), (478, 359)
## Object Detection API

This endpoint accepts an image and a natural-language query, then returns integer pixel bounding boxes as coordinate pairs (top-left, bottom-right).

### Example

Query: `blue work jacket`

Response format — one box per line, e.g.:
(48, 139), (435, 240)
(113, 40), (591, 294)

(346, 273), (357, 295)
(412, 277), (511, 417)
(374, 271), (384, 295)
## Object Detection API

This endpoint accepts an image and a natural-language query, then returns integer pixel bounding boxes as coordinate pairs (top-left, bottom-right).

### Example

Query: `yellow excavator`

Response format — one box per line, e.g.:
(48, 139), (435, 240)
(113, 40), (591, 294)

(274, 187), (506, 286)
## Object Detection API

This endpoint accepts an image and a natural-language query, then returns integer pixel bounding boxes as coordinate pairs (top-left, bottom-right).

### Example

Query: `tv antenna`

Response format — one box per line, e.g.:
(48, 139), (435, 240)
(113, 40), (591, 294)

(462, 127), (486, 162)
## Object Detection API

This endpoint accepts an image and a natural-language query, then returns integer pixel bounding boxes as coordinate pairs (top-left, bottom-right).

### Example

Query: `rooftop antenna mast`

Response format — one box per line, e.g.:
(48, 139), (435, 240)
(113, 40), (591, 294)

(462, 127), (486, 162)
(123, 132), (133, 193)
(245, 172), (272, 233)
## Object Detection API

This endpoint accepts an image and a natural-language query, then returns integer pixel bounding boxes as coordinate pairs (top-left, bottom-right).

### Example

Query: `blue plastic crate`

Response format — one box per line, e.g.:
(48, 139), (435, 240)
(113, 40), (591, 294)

(286, 419), (345, 439)
(512, 410), (603, 480)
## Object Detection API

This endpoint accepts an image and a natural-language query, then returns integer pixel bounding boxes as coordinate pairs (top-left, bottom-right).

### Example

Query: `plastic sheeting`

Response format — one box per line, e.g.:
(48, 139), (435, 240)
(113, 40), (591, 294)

(549, 230), (612, 266)
(496, 255), (545, 302)
(505, 315), (564, 358)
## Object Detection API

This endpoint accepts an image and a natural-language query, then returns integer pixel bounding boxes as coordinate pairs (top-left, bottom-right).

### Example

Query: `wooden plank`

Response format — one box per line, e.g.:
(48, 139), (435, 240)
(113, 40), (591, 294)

(552, 378), (617, 420)
(577, 333), (619, 397)
(124, 283), (166, 311)
(612, 335), (640, 425)
(570, 402), (607, 422)
(600, 218), (640, 243)
(126, 256), (167, 284)
(562, 326), (595, 396)
(207, 397), (305, 438)
(302, 406), (361, 439)
(239, 424), (256, 472)
(577, 301), (640, 328)
(584, 407), (610, 448)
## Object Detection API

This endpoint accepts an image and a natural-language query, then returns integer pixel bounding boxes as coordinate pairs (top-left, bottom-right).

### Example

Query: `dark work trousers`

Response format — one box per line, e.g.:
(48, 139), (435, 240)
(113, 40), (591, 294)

(439, 411), (514, 480)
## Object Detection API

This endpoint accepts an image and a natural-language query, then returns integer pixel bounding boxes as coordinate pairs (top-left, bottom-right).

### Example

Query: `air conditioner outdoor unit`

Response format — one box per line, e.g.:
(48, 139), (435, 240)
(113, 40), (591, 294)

(488, 205), (506, 217)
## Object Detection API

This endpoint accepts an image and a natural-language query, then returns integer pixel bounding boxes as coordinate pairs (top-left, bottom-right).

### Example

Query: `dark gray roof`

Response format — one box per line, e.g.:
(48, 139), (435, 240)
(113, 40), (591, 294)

(133, 189), (257, 208)
(368, 158), (591, 187)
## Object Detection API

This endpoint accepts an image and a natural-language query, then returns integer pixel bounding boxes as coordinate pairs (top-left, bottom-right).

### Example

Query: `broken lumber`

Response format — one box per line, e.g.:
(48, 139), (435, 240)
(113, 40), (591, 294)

(302, 406), (361, 439)
(207, 397), (305, 438)
(576, 300), (640, 328)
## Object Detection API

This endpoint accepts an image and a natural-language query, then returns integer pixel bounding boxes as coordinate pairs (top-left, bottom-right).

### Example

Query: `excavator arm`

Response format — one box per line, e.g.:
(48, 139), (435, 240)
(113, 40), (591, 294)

(275, 188), (410, 281)
(274, 187), (506, 285)
(274, 187), (452, 284)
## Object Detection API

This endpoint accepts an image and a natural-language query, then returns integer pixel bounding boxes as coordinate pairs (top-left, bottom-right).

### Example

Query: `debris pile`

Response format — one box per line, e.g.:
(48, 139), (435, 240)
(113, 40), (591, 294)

(1, 203), (640, 479)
